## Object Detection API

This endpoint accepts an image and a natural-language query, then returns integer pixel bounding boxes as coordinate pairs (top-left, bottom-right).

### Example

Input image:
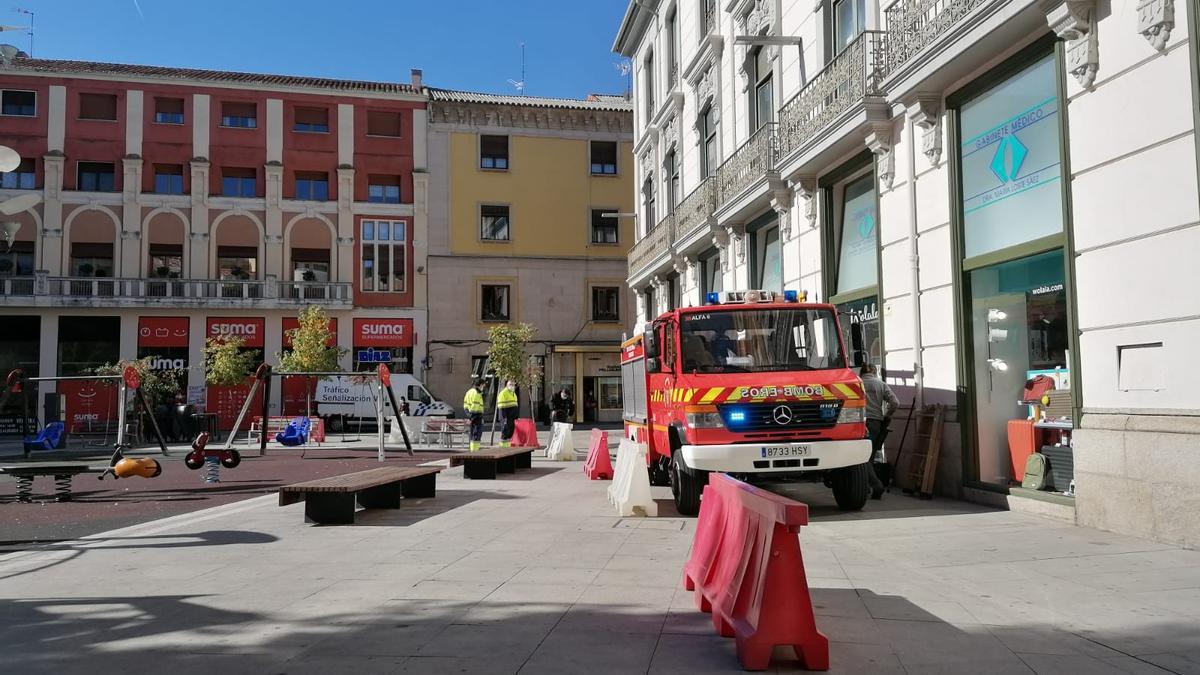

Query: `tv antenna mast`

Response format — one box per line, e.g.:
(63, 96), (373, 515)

(11, 7), (32, 56)
(507, 41), (526, 96)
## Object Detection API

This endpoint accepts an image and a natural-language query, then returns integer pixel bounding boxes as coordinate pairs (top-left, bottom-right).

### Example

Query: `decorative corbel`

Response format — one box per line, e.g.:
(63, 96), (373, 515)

(865, 122), (895, 191)
(726, 222), (747, 266)
(712, 227), (731, 272)
(1137, 0), (1174, 51)
(684, 256), (698, 288)
(908, 95), (943, 167)
(640, 149), (655, 177)
(793, 177), (818, 229)
(1044, 0), (1099, 88)
(770, 187), (794, 242)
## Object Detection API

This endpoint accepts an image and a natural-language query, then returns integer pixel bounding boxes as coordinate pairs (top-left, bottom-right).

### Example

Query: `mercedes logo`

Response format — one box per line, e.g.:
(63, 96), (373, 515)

(772, 405), (793, 425)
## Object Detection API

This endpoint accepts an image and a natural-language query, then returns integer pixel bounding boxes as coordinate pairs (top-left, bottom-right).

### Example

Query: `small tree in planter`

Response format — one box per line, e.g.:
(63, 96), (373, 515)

(485, 322), (537, 444)
(204, 335), (256, 387)
(276, 306), (346, 416)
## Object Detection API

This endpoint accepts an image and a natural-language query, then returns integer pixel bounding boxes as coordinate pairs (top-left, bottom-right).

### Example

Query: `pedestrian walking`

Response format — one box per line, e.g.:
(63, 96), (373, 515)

(463, 379), (486, 452)
(497, 380), (520, 447)
(860, 363), (898, 500)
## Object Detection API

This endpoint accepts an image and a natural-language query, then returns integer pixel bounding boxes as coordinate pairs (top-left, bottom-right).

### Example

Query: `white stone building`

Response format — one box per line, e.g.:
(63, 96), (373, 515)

(614, 0), (1199, 546)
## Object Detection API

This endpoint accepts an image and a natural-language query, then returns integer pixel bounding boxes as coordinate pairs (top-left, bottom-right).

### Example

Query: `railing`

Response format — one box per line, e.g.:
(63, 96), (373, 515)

(628, 215), (675, 278)
(882, 0), (989, 79)
(1, 275), (352, 306)
(675, 177), (717, 243)
(0, 276), (35, 295)
(279, 280), (353, 302)
(777, 31), (886, 160)
(715, 122), (777, 208)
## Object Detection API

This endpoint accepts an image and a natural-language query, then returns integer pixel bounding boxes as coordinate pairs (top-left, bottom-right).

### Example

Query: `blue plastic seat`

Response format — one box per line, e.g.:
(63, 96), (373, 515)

(275, 416), (310, 446)
(23, 421), (65, 453)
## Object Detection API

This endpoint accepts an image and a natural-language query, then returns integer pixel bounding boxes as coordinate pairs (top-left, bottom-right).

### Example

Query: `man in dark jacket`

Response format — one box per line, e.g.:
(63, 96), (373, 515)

(860, 364), (898, 500)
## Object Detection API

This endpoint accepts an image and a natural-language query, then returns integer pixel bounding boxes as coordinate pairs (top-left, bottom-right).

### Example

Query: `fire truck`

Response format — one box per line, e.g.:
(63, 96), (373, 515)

(621, 289), (874, 515)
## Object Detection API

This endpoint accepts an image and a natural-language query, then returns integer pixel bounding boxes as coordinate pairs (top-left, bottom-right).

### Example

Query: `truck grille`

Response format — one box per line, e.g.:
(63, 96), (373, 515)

(719, 401), (841, 432)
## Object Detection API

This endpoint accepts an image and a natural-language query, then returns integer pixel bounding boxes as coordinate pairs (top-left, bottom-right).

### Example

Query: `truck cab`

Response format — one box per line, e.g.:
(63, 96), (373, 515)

(621, 289), (874, 515)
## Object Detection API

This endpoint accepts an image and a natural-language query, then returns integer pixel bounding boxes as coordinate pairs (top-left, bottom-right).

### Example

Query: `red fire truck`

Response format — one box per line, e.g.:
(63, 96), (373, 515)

(621, 289), (873, 515)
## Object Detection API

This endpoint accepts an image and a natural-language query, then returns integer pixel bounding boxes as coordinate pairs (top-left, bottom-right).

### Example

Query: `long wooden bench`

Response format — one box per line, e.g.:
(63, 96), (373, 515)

(278, 465), (442, 525)
(449, 446), (536, 480)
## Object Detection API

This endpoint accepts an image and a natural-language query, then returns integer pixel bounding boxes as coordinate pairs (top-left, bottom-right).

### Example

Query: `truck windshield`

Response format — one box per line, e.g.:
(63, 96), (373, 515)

(678, 308), (844, 373)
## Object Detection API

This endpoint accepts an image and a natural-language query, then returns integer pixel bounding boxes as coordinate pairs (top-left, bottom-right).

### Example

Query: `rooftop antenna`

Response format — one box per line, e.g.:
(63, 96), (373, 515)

(13, 7), (32, 56)
(614, 60), (632, 99)
(506, 41), (525, 96)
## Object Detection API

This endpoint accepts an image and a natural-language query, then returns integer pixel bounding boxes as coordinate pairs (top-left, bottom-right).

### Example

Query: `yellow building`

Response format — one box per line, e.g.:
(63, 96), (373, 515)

(425, 90), (635, 422)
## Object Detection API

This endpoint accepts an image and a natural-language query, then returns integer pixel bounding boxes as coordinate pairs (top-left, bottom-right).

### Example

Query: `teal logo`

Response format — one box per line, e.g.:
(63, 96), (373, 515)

(990, 135), (1028, 183)
(858, 212), (875, 239)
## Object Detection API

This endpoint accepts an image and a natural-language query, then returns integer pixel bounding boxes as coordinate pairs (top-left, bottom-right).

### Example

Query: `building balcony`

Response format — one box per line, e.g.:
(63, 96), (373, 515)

(715, 121), (778, 212)
(674, 177), (717, 246)
(776, 30), (887, 163)
(0, 274), (353, 309)
(880, 0), (993, 81)
(628, 213), (675, 280)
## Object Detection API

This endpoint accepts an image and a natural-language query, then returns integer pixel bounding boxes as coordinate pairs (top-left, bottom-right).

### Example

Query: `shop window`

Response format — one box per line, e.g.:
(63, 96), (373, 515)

(153, 164), (185, 194)
(78, 93), (117, 121)
(58, 316), (119, 377)
(837, 296), (881, 369)
(154, 97), (184, 124)
(220, 101), (257, 128)
(481, 205), (511, 241)
(148, 245), (183, 278)
(834, 172), (877, 295)
(480, 135), (509, 170)
(360, 220), (406, 293)
(592, 286), (620, 322)
(0, 241), (34, 276)
(217, 246), (257, 280)
(367, 174), (401, 203)
(294, 171), (329, 201)
(366, 110), (402, 137)
(590, 141), (618, 175)
(1, 89), (35, 116)
(959, 55), (1063, 259)
(71, 243), (114, 277)
(294, 106), (329, 132)
(591, 209), (618, 244)
(481, 284), (511, 322)
(77, 162), (116, 192)
(752, 225), (781, 293)
(221, 167), (256, 197)
(1, 158), (35, 189)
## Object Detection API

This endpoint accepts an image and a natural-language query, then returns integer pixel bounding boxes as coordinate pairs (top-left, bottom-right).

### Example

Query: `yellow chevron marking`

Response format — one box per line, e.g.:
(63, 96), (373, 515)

(699, 387), (724, 404)
(684, 388), (695, 402)
(833, 383), (859, 399)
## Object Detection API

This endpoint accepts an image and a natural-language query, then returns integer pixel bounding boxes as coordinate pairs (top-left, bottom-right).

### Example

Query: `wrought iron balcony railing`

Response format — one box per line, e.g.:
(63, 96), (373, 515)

(715, 122), (777, 209)
(675, 177), (717, 244)
(0, 275), (353, 306)
(777, 31), (886, 160)
(882, 0), (989, 79)
(628, 214), (675, 279)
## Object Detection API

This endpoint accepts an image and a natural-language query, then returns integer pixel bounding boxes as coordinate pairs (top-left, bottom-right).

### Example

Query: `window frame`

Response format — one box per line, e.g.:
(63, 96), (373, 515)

(293, 106), (330, 133)
(220, 101), (258, 129)
(153, 164), (186, 195)
(701, 104), (719, 178)
(153, 97), (185, 125)
(590, 209), (620, 245)
(590, 140), (619, 175)
(77, 92), (118, 122)
(479, 134), (510, 171)
(480, 204), (512, 242)
(480, 283), (513, 323)
(359, 219), (408, 294)
(590, 285), (621, 323)
(1, 158), (36, 189)
(1, 89), (37, 117)
(365, 109), (403, 137)
(76, 161), (117, 192)
(221, 167), (257, 198)
(294, 171), (330, 201)
(752, 46), (774, 130)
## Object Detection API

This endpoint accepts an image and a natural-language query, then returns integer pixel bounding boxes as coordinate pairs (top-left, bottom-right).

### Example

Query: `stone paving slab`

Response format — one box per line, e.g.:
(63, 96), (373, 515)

(1, 453), (1198, 674)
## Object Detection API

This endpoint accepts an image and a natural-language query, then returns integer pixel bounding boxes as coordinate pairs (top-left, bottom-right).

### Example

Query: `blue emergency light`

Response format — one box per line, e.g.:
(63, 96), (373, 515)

(783, 290), (800, 302)
(705, 292), (721, 305)
(726, 409), (747, 424)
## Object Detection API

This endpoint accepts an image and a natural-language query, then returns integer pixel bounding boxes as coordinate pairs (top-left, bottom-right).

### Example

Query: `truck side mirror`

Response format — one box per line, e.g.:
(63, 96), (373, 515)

(645, 357), (660, 374)
(644, 332), (660, 360)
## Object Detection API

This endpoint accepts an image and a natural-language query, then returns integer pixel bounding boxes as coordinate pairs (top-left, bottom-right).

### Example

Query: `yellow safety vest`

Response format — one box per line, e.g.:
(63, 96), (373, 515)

(497, 388), (519, 409)
(463, 388), (485, 414)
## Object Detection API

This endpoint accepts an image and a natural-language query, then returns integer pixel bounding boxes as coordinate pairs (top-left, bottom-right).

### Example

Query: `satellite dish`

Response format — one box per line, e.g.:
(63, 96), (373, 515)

(0, 44), (19, 63)
(0, 145), (20, 172)
(0, 192), (41, 215)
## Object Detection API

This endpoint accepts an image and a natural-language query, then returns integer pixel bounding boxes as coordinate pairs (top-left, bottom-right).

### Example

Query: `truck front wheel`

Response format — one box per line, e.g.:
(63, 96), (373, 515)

(670, 449), (708, 516)
(831, 463), (870, 511)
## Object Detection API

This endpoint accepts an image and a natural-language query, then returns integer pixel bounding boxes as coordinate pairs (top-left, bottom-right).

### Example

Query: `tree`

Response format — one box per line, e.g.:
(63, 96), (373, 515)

(204, 335), (257, 387)
(88, 356), (185, 408)
(276, 306), (347, 416)
(485, 323), (537, 443)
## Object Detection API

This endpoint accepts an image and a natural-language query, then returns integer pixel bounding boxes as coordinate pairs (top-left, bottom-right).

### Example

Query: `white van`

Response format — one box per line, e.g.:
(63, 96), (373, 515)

(315, 373), (453, 432)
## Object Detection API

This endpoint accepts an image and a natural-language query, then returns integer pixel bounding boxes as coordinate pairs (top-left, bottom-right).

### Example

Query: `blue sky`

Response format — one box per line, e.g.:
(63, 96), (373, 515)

(1, 0), (633, 99)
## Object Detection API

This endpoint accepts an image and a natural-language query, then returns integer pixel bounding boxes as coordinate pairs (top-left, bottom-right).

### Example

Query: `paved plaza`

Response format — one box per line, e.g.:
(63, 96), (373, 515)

(2, 436), (1199, 674)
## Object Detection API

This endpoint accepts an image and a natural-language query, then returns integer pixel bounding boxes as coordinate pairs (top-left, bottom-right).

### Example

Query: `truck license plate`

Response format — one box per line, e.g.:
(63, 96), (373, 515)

(761, 445), (810, 458)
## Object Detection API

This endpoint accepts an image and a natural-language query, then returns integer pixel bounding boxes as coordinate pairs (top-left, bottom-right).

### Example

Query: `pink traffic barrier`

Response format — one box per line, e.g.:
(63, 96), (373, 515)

(584, 428), (613, 480)
(512, 419), (539, 448)
(682, 473), (828, 671)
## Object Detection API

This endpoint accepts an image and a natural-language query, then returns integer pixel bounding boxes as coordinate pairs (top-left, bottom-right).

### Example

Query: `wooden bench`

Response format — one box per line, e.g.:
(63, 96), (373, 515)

(278, 466), (442, 525)
(449, 446), (536, 480)
(0, 463), (106, 503)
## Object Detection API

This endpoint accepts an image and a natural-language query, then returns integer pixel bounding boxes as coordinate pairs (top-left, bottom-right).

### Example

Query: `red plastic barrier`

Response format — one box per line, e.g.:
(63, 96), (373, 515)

(682, 473), (828, 671)
(512, 418), (539, 448)
(584, 428), (613, 480)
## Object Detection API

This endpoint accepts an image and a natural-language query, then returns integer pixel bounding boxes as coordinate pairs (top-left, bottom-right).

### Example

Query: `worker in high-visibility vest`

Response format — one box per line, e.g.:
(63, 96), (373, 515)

(497, 380), (520, 447)
(463, 379), (486, 452)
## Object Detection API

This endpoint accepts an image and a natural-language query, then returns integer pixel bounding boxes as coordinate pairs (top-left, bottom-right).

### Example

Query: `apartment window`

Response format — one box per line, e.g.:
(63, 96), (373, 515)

(79, 93), (117, 121)
(291, 248), (330, 282)
(295, 171), (329, 201)
(642, 175), (656, 229)
(833, 0), (866, 53)
(153, 164), (185, 194)
(221, 101), (257, 128)
(217, 246), (257, 280)
(590, 141), (618, 175)
(701, 105), (719, 178)
(360, 220), (407, 293)
(0, 241), (34, 276)
(294, 106), (329, 133)
(1, 158), (35, 189)
(752, 47), (774, 130)
(644, 51), (656, 118)
(666, 150), (679, 211)
(221, 167), (256, 197)
(481, 284), (511, 322)
(592, 286), (620, 322)
(480, 135), (509, 170)
(591, 209), (619, 244)
(154, 97), (185, 124)
(666, 9), (679, 84)
(77, 162), (116, 192)
(148, 245), (183, 278)
(2, 90), (36, 116)
(367, 174), (401, 203)
(366, 110), (402, 136)
(702, 0), (717, 36)
(480, 204), (511, 241)
(71, 243), (114, 277)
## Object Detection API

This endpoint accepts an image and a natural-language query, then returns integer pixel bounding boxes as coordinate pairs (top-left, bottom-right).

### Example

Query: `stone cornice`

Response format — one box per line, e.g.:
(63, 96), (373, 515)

(429, 101), (631, 134)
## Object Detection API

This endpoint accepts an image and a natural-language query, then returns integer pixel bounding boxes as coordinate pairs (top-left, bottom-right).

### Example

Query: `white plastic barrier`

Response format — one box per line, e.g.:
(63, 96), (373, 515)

(545, 422), (576, 460)
(387, 416), (422, 446)
(607, 438), (658, 517)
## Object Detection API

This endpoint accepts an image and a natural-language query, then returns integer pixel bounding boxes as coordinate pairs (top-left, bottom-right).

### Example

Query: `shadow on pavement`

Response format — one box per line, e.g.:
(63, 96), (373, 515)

(352, 490), (523, 528)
